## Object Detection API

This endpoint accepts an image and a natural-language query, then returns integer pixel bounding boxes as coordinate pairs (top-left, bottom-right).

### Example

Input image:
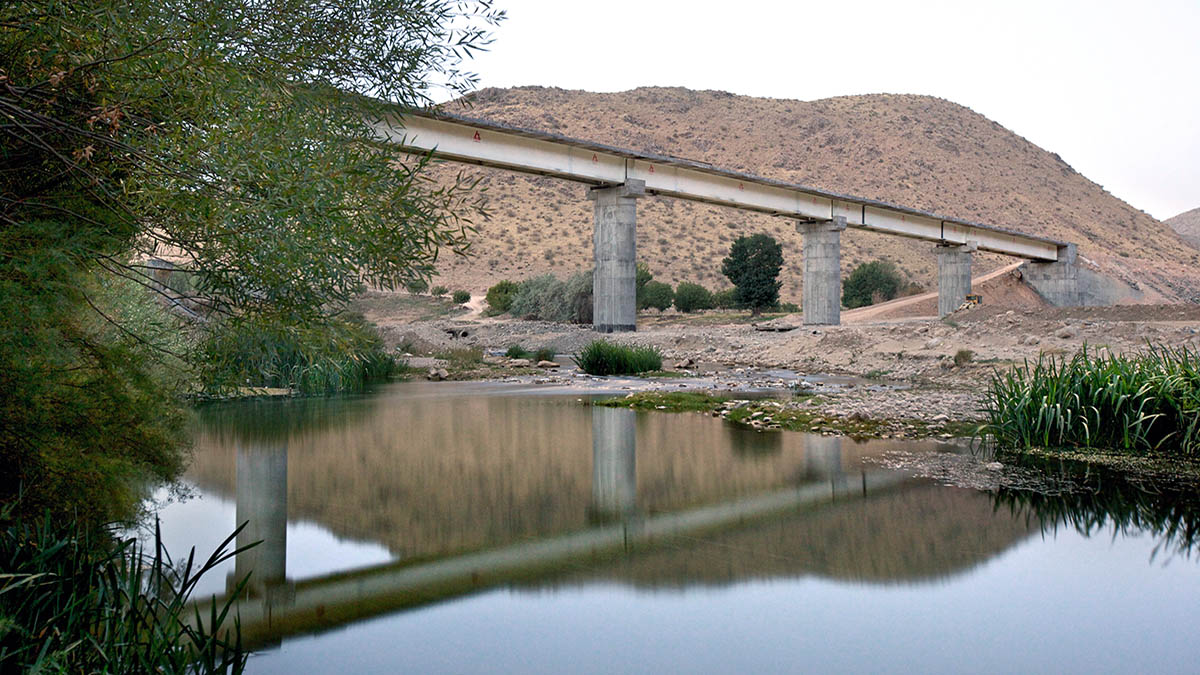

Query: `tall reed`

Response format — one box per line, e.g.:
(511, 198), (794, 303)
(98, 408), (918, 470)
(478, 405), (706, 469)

(983, 344), (1200, 455)
(0, 511), (248, 672)
(576, 341), (663, 376)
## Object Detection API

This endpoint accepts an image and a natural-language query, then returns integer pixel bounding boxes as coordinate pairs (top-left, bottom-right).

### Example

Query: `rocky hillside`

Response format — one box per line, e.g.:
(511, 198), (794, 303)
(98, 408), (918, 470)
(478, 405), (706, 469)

(1166, 207), (1200, 249)
(421, 87), (1200, 303)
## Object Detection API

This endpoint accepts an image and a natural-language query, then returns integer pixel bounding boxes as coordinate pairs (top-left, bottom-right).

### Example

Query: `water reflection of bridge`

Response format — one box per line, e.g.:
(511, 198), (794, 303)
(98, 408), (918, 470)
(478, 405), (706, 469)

(191, 396), (1034, 648)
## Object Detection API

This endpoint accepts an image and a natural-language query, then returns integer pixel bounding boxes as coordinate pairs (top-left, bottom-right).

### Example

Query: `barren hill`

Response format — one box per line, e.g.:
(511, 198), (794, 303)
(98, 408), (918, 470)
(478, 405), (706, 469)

(423, 87), (1200, 303)
(1166, 207), (1200, 249)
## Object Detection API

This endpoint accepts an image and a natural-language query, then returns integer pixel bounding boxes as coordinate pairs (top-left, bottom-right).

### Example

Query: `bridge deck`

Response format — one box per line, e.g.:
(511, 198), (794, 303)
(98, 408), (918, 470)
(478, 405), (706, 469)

(374, 111), (1068, 262)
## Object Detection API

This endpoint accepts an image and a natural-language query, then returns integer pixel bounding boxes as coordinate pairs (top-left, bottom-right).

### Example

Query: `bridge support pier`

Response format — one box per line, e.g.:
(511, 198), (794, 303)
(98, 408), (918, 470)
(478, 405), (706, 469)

(803, 435), (844, 480)
(1021, 244), (1084, 306)
(937, 241), (976, 318)
(590, 180), (645, 332)
(232, 440), (288, 597)
(590, 406), (637, 520)
(801, 216), (847, 325)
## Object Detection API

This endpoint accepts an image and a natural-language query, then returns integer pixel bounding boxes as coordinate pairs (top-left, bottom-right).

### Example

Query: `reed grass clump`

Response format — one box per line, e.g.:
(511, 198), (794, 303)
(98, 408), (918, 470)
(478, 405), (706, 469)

(983, 345), (1200, 456)
(0, 511), (247, 672)
(576, 341), (663, 376)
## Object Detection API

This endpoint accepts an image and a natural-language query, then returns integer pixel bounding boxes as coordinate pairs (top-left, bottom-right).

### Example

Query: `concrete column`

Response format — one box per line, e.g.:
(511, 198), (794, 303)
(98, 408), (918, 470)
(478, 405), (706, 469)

(589, 180), (645, 333)
(1021, 243), (1083, 306)
(936, 241), (976, 318)
(590, 406), (636, 520)
(801, 216), (847, 325)
(803, 434), (844, 480)
(232, 440), (288, 596)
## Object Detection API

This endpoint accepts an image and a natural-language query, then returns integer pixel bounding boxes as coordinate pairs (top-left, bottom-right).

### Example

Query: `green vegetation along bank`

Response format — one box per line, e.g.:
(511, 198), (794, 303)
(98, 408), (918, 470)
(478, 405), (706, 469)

(0, 511), (246, 672)
(597, 391), (980, 440)
(983, 345), (1200, 457)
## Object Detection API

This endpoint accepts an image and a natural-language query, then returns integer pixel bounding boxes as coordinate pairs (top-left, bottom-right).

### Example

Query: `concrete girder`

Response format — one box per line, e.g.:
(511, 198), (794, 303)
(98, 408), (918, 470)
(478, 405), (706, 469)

(381, 113), (1067, 262)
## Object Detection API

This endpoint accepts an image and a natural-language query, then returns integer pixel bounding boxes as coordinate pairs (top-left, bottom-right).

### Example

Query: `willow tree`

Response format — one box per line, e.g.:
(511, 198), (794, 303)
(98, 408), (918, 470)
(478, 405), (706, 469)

(0, 0), (503, 521)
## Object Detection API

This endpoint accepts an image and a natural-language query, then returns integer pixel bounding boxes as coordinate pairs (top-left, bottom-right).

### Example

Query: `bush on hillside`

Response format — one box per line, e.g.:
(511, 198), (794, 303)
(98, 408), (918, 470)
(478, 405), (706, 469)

(674, 282), (714, 313)
(640, 281), (674, 311)
(404, 278), (429, 294)
(430, 285), (448, 297)
(485, 280), (519, 313)
(452, 290), (471, 304)
(842, 261), (903, 309)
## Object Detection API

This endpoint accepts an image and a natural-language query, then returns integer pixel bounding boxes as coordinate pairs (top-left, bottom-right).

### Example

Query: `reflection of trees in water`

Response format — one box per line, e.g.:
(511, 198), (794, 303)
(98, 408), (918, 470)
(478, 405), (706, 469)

(525, 483), (1035, 589)
(993, 459), (1200, 560)
(194, 395), (379, 443)
(726, 423), (783, 457)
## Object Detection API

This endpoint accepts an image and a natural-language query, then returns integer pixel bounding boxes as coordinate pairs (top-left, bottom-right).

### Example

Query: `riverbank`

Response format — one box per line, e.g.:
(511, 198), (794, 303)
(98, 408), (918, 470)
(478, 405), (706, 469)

(361, 298), (1200, 480)
(363, 300), (1199, 438)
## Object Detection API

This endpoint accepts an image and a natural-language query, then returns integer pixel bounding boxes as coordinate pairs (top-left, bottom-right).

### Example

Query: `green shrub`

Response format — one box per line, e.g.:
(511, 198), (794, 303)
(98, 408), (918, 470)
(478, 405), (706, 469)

(485, 280), (519, 313)
(640, 280), (674, 311)
(436, 347), (483, 365)
(452, 289), (471, 304)
(674, 282), (714, 313)
(777, 301), (800, 313)
(636, 262), (652, 295)
(503, 345), (553, 361)
(430, 285), (448, 296)
(404, 278), (429, 294)
(0, 509), (247, 672)
(576, 340), (663, 375)
(843, 261), (902, 309)
(983, 345), (1200, 455)
(564, 271), (593, 324)
(713, 287), (740, 309)
(509, 272), (592, 323)
(200, 313), (396, 395)
(954, 349), (975, 367)
(721, 233), (783, 314)
(510, 274), (570, 321)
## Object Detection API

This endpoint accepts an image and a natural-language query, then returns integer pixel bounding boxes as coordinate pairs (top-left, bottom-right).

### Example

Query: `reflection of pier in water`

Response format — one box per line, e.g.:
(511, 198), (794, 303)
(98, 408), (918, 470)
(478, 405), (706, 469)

(198, 399), (1033, 648)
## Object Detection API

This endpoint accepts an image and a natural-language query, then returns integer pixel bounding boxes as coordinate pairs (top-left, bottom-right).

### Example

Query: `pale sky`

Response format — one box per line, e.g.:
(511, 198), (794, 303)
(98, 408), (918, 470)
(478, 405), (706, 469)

(447, 0), (1199, 221)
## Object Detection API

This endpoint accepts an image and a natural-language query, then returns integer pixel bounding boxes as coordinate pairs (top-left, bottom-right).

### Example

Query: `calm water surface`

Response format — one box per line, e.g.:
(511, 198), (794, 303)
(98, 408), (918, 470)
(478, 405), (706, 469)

(146, 381), (1200, 673)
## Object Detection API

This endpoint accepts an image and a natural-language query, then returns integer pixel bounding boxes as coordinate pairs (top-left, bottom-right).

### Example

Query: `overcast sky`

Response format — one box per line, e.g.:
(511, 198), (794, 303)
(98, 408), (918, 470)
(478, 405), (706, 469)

(447, 0), (1199, 220)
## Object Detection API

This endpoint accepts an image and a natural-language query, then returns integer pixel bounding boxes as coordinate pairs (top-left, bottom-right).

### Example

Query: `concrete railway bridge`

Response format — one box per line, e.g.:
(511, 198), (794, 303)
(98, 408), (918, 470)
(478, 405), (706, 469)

(377, 111), (1083, 330)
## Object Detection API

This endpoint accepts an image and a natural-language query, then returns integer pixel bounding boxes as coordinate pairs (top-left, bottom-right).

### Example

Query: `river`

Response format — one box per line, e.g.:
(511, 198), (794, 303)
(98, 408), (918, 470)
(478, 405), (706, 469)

(143, 381), (1200, 673)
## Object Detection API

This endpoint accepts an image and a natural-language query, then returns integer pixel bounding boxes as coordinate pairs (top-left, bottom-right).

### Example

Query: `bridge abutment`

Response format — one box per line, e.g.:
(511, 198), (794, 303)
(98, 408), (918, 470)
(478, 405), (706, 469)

(1021, 243), (1084, 306)
(590, 180), (644, 332)
(936, 241), (976, 317)
(801, 216), (847, 325)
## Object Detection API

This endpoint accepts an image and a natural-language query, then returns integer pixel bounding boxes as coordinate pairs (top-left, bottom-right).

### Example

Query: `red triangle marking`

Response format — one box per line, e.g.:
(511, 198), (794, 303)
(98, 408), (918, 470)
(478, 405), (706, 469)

(591, 153), (598, 162)
(472, 131), (481, 142)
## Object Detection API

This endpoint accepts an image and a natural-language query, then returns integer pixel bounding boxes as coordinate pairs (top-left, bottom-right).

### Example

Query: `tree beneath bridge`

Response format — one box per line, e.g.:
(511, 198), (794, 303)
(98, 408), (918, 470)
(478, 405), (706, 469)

(721, 234), (784, 315)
